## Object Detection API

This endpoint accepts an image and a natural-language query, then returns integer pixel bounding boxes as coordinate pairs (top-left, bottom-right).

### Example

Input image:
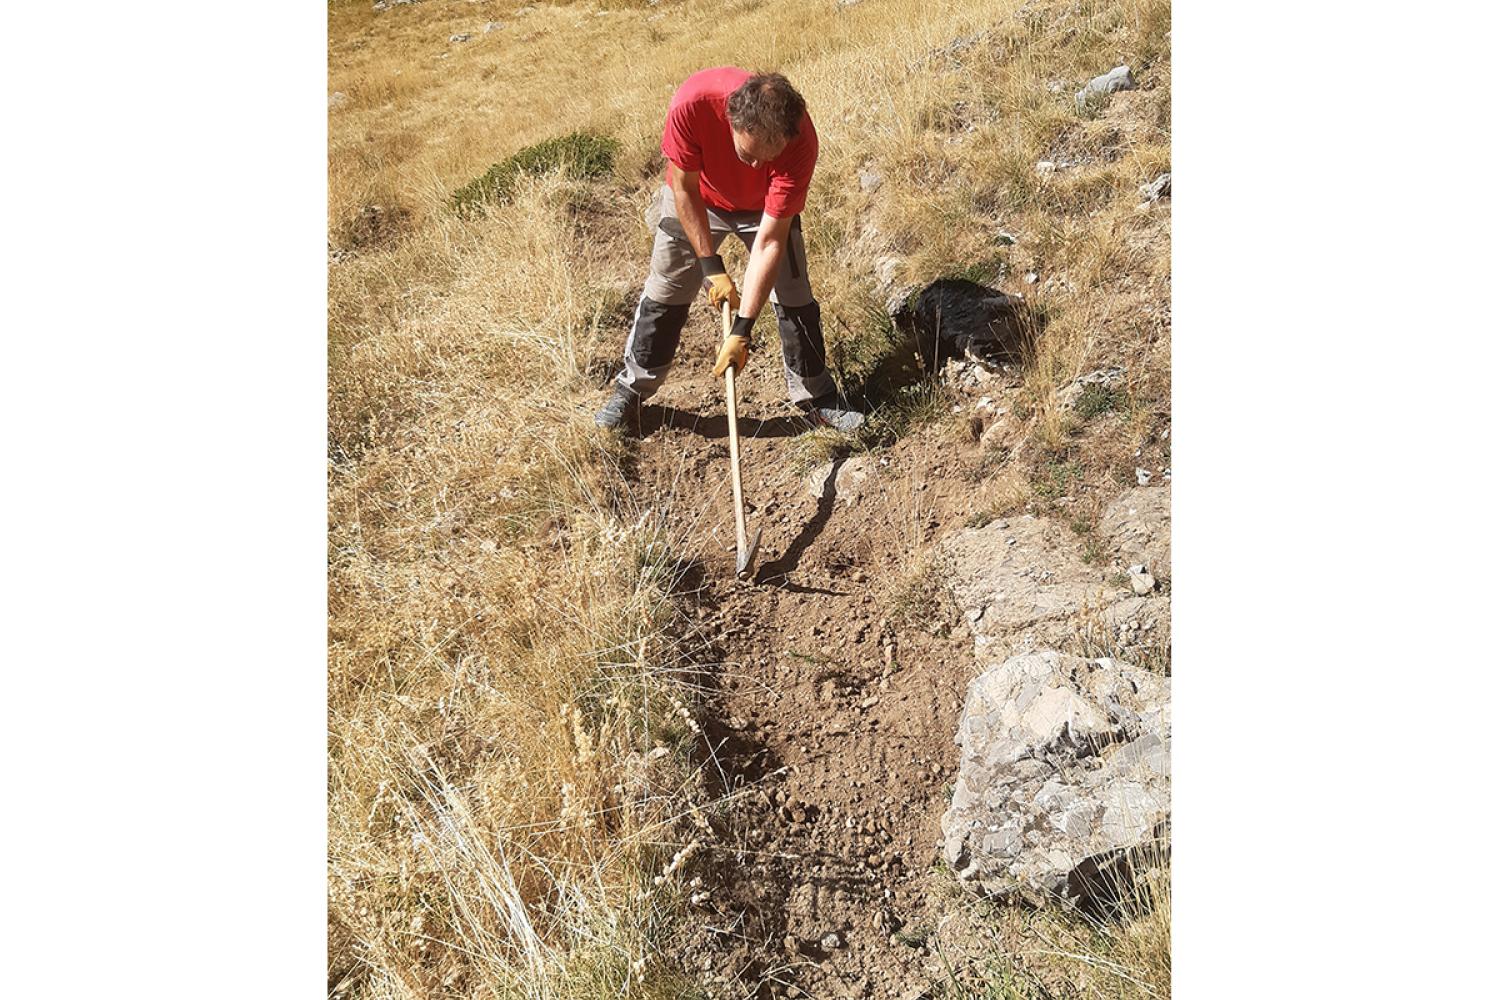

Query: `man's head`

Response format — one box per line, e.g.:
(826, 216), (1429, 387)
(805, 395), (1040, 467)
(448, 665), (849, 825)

(727, 72), (806, 168)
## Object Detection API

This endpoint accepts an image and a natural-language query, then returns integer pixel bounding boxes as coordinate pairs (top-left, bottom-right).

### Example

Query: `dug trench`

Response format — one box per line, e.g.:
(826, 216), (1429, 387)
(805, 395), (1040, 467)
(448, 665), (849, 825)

(599, 321), (1024, 999)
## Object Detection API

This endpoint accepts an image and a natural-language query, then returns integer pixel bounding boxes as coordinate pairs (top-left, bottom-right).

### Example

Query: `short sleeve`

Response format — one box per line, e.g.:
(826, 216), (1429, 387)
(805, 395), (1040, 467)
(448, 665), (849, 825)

(764, 120), (818, 218)
(661, 99), (703, 174)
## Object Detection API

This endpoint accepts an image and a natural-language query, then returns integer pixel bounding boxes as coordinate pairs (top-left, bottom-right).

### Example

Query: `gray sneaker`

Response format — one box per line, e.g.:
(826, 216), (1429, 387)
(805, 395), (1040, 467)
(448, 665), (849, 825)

(801, 395), (866, 434)
(594, 384), (642, 430)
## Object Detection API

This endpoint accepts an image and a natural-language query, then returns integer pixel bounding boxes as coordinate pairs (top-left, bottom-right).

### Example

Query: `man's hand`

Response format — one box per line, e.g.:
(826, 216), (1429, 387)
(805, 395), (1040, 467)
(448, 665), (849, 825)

(714, 315), (755, 376)
(699, 254), (741, 313)
(714, 335), (750, 376)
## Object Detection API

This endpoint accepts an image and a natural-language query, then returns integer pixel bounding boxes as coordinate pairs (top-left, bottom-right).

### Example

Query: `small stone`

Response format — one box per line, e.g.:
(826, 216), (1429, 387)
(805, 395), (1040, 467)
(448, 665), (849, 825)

(1024, 272), (1039, 284)
(1128, 565), (1156, 596)
(859, 168), (883, 193)
(1139, 172), (1171, 202)
(1076, 65), (1137, 112)
(821, 931), (844, 950)
(1035, 160), (1057, 178)
(328, 91), (349, 109)
(449, 33), (472, 43)
(482, 21), (505, 32)
(1135, 467), (1152, 486)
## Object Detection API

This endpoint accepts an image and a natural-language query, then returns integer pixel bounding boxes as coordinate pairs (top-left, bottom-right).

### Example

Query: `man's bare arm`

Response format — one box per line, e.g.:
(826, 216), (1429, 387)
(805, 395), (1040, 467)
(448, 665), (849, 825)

(712, 212), (794, 376)
(668, 164), (715, 258)
(739, 212), (794, 320)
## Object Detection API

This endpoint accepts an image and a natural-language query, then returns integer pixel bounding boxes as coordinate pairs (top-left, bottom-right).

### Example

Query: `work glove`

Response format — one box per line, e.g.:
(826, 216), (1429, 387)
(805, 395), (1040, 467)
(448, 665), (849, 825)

(699, 254), (741, 313)
(713, 315), (755, 376)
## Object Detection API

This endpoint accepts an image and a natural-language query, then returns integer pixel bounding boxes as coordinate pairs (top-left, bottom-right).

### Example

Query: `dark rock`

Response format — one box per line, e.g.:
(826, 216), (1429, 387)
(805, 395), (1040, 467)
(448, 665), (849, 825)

(893, 278), (1040, 372)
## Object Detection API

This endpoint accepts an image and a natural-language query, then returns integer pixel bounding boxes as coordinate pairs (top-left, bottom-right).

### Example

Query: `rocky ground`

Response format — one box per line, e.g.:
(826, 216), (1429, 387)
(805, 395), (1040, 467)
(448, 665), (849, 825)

(601, 308), (1171, 998)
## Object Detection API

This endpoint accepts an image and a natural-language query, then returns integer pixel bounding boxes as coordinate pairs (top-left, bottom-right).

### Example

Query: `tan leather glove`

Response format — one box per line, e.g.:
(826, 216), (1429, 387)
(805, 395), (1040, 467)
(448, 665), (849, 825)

(698, 254), (741, 313)
(714, 334), (750, 376)
(714, 314), (755, 376)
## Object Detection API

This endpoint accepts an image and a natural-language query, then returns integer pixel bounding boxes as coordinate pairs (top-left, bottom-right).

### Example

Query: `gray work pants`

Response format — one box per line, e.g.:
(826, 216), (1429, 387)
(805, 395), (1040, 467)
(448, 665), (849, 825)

(616, 186), (835, 405)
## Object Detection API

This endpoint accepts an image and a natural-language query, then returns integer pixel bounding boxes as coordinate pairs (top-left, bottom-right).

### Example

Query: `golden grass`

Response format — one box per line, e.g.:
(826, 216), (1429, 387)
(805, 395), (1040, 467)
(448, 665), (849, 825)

(329, 0), (1170, 995)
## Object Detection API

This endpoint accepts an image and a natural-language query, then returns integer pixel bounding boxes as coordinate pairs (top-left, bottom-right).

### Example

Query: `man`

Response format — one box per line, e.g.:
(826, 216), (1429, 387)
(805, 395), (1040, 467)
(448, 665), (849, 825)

(594, 68), (864, 433)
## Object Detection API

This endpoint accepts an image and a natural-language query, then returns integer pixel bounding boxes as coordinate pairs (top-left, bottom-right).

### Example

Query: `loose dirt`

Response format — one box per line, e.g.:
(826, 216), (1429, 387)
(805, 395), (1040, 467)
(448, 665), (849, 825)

(605, 317), (1012, 998)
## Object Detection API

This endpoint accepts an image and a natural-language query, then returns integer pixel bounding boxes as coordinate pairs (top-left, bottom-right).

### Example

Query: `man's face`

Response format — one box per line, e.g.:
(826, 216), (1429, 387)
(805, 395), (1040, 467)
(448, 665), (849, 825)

(731, 128), (789, 169)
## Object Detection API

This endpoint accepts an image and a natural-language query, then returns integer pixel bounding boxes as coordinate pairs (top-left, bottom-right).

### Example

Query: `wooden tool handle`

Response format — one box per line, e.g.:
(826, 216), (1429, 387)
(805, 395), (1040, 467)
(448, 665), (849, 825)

(722, 303), (749, 563)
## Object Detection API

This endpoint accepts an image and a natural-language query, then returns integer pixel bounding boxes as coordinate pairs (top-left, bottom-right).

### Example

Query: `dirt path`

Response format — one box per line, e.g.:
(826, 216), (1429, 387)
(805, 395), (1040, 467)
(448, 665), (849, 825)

(612, 325), (1008, 998)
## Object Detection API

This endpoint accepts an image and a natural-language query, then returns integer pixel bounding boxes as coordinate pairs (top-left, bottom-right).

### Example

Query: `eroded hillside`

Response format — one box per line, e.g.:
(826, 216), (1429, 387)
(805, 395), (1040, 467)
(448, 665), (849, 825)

(328, 1), (1170, 997)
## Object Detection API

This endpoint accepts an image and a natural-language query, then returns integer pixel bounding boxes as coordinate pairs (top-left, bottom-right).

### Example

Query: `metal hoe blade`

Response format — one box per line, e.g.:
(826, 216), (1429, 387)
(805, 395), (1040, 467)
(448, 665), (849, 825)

(736, 526), (761, 580)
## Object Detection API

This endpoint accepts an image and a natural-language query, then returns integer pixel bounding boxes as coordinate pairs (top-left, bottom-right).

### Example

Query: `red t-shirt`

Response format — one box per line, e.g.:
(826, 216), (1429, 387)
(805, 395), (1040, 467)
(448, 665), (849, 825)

(660, 66), (818, 218)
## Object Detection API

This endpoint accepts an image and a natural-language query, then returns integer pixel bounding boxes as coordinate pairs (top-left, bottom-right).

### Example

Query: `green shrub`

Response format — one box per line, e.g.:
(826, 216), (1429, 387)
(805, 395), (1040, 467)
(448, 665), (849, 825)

(451, 130), (620, 217)
(1073, 383), (1120, 420)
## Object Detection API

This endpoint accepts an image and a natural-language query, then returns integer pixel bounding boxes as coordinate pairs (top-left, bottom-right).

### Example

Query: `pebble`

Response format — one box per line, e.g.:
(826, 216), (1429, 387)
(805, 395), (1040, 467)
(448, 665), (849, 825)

(1135, 467), (1152, 486)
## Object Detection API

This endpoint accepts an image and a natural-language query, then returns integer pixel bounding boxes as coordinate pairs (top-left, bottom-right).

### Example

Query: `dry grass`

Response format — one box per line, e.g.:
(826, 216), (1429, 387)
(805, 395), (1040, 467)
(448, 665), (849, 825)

(329, 0), (1170, 995)
(934, 852), (1171, 999)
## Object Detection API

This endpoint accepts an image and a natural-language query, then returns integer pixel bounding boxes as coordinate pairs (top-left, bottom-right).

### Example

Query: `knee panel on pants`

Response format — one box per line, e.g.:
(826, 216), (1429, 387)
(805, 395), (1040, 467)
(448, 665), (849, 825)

(773, 301), (827, 377)
(629, 297), (690, 369)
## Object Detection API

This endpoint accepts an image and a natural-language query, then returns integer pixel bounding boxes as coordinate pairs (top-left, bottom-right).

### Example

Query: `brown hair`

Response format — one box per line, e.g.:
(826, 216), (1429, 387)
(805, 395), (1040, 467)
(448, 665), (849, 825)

(726, 73), (806, 140)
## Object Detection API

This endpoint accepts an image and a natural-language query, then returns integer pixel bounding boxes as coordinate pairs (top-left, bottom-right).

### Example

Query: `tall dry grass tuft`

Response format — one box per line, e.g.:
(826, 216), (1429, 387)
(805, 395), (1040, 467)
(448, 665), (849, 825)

(328, 167), (710, 997)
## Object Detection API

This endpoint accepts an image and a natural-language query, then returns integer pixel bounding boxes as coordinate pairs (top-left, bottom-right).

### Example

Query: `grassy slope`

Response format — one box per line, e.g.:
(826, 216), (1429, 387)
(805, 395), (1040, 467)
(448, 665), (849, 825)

(328, 0), (1170, 996)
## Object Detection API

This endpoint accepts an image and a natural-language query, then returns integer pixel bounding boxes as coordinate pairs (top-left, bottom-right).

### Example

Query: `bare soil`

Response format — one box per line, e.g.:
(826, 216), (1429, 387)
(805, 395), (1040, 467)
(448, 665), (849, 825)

(605, 314), (1013, 999)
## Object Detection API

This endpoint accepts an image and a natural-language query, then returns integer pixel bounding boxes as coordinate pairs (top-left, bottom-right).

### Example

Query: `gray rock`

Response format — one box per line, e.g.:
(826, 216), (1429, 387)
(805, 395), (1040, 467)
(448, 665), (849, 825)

(804, 455), (874, 505)
(820, 931), (844, 950)
(1057, 365), (1126, 410)
(940, 516), (1114, 648)
(328, 91), (349, 110)
(1127, 564), (1156, 596)
(1100, 487), (1171, 581)
(941, 650), (1169, 908)
(483, 21), (506, 33)
(1140, 172), (1171, 202)
(449, 33), (472, 43)
(859, 167), (883, 193)
(1135, 468), (1151, 486)
(979, 409), (1022, 451)
(1076, 65), (1136, 112)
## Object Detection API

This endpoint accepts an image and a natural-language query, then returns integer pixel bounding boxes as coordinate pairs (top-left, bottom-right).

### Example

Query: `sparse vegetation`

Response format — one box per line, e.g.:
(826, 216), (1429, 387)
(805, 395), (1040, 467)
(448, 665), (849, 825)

(450, 131), (621, 218)
(1074, 382), (1122, 420)
(889, 551), (952, 630)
